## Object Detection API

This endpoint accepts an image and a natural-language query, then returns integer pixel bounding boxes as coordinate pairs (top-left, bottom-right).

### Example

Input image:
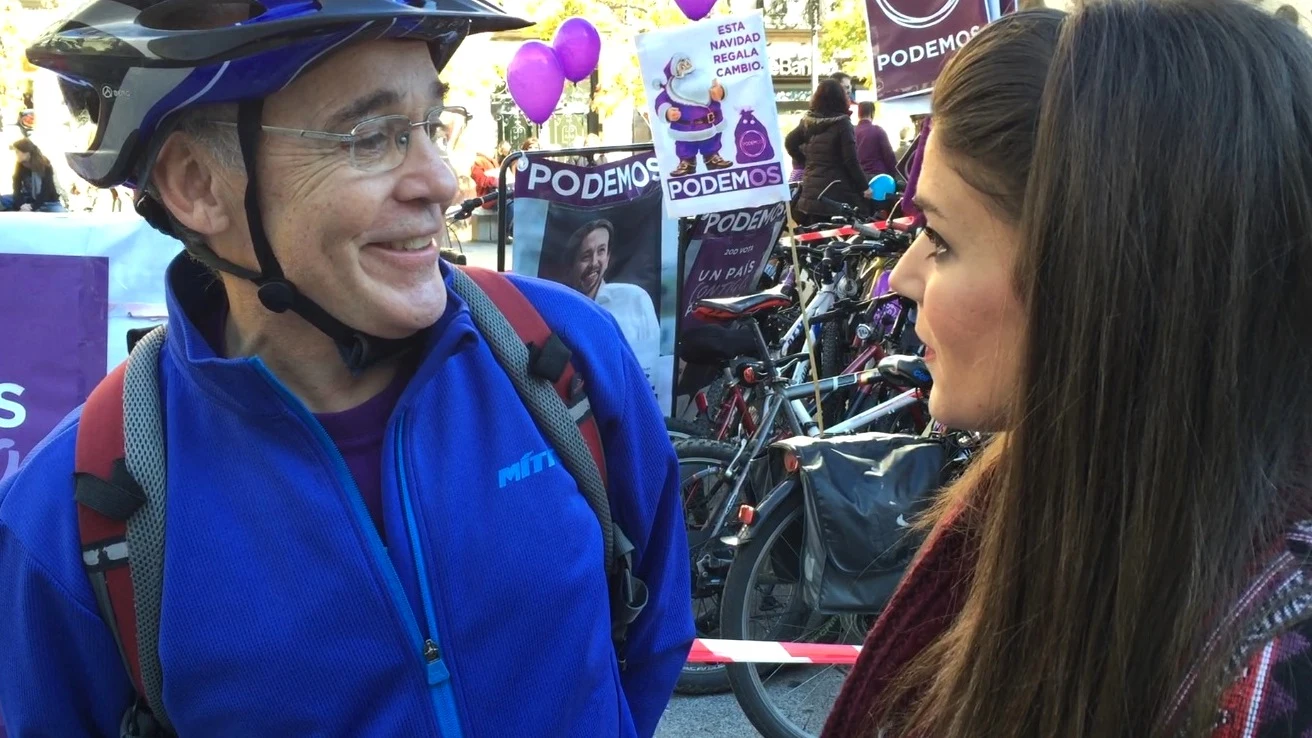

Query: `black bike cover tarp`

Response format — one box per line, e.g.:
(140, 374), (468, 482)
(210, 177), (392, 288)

(776, 432), (947, 614)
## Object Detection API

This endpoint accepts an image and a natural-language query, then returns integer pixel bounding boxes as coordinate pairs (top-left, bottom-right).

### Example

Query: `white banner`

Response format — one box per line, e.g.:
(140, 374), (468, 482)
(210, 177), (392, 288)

(635, 12), (791, 219)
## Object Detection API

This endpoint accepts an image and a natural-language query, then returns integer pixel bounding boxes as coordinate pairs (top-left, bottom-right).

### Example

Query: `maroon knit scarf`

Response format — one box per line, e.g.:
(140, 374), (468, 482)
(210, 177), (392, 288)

(821, 452), (1312, 738)
(821, 500), (976, 738)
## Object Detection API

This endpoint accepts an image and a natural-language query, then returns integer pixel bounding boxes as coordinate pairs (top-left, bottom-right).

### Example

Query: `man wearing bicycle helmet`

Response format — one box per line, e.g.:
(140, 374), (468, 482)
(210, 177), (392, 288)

(0, 1), (692, 736)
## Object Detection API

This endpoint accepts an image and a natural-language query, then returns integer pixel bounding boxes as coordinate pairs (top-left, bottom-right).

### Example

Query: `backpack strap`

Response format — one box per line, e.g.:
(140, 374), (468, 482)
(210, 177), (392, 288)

(74, 325), (174, 737)
(451, 267), (649, 666)
(458, 268), (609, 489)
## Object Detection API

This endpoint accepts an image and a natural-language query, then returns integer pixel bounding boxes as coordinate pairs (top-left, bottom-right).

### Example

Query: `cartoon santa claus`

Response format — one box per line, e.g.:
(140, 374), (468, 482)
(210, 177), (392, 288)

(653, 53), (733, 177)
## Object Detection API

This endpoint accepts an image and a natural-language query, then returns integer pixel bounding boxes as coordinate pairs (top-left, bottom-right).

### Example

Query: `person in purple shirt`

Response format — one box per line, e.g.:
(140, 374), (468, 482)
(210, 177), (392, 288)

(854, 101), (900, 180)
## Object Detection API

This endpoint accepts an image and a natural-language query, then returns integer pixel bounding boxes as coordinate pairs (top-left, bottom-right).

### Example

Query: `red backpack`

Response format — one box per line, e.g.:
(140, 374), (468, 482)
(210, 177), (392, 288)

(72, 267), (647, 737)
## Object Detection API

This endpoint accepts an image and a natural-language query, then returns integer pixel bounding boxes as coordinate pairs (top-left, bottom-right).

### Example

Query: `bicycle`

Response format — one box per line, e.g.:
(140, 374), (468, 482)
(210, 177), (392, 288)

(673, 285), (929, 694)
(716, 424), (981, 738)
(675, 226), (914, 442)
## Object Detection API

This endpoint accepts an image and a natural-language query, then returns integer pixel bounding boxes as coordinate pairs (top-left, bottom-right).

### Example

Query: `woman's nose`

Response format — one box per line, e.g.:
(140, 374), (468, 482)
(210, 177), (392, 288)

(889, 232), (930, 304)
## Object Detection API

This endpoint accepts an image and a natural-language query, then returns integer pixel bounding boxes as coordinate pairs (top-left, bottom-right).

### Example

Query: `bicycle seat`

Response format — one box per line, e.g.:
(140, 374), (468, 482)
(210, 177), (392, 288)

(877, 354), (933, 390)
(692, 285), (792, 322)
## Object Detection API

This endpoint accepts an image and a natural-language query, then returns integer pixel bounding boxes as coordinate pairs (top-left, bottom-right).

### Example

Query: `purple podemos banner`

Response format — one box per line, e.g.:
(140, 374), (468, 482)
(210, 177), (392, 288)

(0, 253), (109, 482)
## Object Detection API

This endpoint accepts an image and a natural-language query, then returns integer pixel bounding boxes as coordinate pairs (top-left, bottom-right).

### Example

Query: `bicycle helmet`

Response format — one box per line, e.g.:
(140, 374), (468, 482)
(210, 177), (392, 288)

(26, 0), (531, 373)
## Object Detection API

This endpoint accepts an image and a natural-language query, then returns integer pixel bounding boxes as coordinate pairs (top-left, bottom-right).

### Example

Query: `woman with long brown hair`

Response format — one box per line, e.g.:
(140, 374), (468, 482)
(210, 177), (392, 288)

(824, 2), (1312, 737)
(3, 138), (65, 212)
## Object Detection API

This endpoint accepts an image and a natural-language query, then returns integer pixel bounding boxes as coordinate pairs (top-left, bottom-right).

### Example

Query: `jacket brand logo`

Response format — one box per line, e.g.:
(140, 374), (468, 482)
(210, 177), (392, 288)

(498, 449), (560, 488)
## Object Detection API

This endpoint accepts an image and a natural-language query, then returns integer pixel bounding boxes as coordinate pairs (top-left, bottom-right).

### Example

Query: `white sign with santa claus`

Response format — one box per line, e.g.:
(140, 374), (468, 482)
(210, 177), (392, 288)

(635, 12), (791, 219)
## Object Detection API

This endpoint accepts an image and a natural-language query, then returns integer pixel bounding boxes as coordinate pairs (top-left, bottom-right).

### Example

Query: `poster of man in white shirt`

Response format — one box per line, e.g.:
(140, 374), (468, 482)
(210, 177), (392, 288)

(560, 219), (662, 376)
(510, 152), (678, 413)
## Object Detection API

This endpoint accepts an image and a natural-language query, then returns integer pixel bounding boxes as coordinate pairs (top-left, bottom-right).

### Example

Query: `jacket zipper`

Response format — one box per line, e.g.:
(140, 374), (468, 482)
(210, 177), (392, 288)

(394, 412), (463, 738)
(254, 365), (454, 737)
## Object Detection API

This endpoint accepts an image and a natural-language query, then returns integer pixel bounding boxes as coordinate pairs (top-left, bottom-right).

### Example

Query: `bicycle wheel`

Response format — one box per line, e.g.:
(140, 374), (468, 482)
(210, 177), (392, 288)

(817, 322), (853, 424)
(666, 416), (710, 441)
(673, 438), (740, 694)
(721, 493), (874, 738)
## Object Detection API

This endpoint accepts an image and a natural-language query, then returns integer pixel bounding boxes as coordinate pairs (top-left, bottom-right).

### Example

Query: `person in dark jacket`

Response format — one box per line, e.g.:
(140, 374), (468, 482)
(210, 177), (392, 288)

(785, 79), (869, 226)
(2, 138), (65, 212)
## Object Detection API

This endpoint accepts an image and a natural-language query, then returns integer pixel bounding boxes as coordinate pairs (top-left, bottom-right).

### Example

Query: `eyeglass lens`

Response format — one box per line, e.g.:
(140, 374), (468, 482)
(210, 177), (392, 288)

(349, 107), (468, 172)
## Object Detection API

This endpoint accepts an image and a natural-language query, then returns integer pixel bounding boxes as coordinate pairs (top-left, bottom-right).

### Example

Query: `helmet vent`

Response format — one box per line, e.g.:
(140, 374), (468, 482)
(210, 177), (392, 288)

(138, 0), (268, 31)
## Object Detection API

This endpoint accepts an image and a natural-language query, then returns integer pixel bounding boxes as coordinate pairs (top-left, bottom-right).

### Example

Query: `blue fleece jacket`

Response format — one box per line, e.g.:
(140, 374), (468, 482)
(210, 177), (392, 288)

(0, 255), (693, 737)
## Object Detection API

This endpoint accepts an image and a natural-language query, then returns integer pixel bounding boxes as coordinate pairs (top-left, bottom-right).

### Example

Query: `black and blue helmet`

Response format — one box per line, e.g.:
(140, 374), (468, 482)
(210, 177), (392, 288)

(26, 0), (530, 189)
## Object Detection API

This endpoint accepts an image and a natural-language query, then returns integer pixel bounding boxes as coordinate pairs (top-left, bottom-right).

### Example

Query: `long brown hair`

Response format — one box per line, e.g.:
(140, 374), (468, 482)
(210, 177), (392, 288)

(809, 78), (850, 118)
(875, 1), (1312, 736)
(11, 138), (51, 176)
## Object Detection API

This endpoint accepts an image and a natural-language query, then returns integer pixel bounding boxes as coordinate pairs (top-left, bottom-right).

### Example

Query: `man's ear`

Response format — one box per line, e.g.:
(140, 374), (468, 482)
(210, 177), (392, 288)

(150, 133), (235, 237)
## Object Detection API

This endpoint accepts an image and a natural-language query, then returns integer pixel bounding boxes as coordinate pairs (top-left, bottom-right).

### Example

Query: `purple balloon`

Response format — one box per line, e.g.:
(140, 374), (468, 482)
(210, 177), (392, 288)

(552, 17), (601, 84)
(507, 41), (565, 125)
(675, 0), (717, 20)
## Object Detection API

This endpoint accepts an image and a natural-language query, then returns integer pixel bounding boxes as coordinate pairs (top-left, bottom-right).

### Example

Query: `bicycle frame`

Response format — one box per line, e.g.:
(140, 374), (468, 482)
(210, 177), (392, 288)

(774, 255), (871, 426)
(783, 368), (925, 436)
(692, 344), (928, 547)
(692, 377), (759, 441)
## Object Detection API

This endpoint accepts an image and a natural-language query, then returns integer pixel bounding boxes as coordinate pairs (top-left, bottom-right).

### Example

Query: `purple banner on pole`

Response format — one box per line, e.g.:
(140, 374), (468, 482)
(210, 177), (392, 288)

(681, 202), (787, 322)
(865, 0), (1015, 100)
(0, 254), (109, 482)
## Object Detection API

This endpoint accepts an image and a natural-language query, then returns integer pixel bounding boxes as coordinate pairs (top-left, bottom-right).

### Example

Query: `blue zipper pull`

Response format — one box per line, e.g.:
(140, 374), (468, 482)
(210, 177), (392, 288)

(424, 639), (451, 685)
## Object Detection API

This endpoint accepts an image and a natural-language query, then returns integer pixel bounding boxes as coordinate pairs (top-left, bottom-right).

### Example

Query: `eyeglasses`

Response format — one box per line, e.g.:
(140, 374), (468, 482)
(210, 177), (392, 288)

(213, 105), (472, 173)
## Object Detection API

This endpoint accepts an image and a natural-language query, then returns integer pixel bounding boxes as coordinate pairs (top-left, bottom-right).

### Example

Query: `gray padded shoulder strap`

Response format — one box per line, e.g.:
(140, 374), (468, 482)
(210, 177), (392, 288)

(122, 324), (174, 735)
(447, 268), (617, 572)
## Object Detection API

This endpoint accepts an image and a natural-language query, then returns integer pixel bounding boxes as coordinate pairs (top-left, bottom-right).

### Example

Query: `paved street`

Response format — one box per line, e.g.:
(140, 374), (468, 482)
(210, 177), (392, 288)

(656, 693), (760, 737)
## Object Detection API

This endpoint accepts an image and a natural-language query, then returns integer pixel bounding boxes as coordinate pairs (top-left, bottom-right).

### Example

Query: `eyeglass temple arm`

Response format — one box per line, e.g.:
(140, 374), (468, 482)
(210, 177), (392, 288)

(210, 120), (352, 143)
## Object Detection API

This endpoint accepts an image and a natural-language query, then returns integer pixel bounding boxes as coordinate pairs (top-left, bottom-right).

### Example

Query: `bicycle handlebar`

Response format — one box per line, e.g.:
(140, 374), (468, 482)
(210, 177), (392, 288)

(446, 191), (500, 221)
(820, 196), (861, 216)
(853, 222), (883, 241)
(775, 237), (907, 262)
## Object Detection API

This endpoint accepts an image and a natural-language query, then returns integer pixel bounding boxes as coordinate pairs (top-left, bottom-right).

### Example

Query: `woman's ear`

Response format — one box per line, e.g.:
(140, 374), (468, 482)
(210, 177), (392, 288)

(150, 133), (235, 237)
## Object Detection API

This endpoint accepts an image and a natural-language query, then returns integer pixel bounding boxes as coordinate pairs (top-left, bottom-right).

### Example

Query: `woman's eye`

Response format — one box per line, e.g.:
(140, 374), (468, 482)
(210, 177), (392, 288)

(924, 227), (951, 258)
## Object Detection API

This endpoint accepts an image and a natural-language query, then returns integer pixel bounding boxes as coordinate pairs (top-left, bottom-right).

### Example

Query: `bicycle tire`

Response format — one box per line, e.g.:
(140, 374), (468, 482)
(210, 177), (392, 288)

(665, 416), (709, 441)
(721, 493), (823, 738)
(673, 438), (741, 695)
(818, 322), (854, 424)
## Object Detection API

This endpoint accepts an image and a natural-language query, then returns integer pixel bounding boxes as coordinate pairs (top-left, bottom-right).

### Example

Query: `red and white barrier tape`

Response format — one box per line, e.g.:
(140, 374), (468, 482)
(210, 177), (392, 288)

(687, 638), (863, 665)
(794, 216), (916, 243)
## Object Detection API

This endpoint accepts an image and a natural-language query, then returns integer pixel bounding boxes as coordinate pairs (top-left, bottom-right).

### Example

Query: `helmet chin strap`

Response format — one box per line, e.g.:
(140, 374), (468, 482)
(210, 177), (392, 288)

(226, 98), (416, 375)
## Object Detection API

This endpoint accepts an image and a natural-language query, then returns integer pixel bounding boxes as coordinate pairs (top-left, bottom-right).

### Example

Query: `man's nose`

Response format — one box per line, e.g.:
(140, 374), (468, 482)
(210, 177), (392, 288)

(395, 135), (458, 208)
